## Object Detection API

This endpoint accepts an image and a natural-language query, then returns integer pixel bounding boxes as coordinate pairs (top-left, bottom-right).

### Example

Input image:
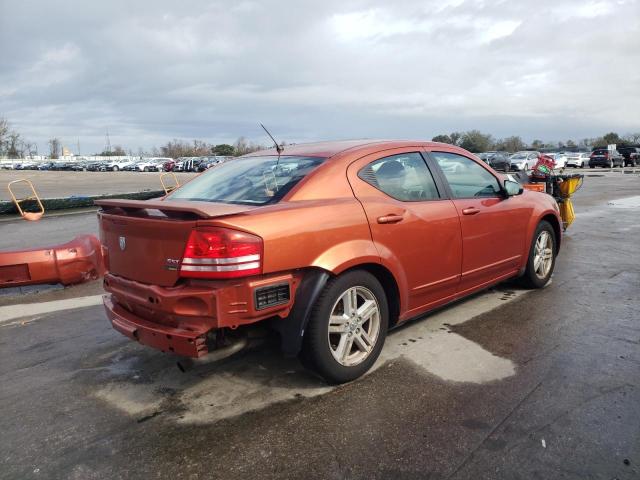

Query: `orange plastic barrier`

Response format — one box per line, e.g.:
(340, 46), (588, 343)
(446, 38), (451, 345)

(7, 179), (45, 221)
(0, 235), (105, 288)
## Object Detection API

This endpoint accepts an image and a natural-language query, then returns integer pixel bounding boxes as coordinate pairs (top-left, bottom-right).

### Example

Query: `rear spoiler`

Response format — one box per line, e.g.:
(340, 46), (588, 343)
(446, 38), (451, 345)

(95, 198), (256, 219)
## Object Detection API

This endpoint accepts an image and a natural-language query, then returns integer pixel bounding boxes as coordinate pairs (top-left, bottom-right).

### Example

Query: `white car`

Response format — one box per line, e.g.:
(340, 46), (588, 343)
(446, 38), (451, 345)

(565, 152), (590, 168)
(102, 159), (133, 171)
(509, 151), (540, 171)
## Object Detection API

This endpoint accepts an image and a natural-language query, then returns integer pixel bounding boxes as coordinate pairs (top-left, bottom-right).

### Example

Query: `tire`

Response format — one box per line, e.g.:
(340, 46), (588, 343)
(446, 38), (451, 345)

(112, 166), (119, 172)
(143, 166), (149, 172)
(300, 270), (389, 384)
(519, 221), (557, 289)
(590, 165), (595, 169)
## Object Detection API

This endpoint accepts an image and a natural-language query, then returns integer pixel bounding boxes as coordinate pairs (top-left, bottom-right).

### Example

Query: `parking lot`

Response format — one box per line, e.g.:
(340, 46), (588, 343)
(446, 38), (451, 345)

(0, 170), (638, 479)
(0, 171), (198, 202)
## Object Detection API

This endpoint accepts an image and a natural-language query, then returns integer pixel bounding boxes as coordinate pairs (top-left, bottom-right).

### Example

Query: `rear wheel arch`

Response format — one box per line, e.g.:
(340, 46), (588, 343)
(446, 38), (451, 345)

(341, 263), (401, 329)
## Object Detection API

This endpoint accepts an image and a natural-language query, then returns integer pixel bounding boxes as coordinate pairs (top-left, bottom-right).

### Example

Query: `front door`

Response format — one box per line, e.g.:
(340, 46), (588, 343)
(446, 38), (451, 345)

(347, 149), (462, 319)
(427, 150), (530, 294)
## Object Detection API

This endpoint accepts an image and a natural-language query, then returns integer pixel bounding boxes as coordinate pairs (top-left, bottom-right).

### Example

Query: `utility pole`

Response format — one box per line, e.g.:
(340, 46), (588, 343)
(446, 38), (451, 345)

(104, 129), (112, 155)
(77, 138), (81, 156)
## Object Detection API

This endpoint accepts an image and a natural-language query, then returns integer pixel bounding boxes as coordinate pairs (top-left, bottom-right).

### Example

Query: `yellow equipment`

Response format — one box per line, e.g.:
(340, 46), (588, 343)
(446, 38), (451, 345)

(555, 176), (583, 231)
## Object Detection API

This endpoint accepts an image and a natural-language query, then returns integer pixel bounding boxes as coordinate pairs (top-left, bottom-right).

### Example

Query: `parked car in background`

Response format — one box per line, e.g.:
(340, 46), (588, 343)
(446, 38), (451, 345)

(100, 159), (132, 171)
(86, 161), (107, 171)
(196, 156), (227, 172)
(477, 151), (510, 171)
(15, 161), (38, 170)
(618, 146), (639, 167)
(162, 159), (176, 172)
(543, 152), (568, 169)
(70, 162), (87, 171)
(98, 139), (562, 383)
(509, 151), (540, 171)
(589, 148), (624, 168)
(37, 162), (55, 170)
(566, 152), (590, 168)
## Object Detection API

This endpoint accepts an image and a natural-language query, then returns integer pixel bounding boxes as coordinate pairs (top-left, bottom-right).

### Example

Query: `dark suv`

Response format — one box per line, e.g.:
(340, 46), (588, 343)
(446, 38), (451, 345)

(618, 146), (639, 167)
(477, 151), (510, 171)
(589, 148), (624, 168)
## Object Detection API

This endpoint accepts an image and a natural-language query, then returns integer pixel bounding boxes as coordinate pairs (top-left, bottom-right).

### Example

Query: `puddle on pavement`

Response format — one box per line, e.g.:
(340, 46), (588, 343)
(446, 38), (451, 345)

(607, 196), (640, 209)
(92, 287), (524, 424)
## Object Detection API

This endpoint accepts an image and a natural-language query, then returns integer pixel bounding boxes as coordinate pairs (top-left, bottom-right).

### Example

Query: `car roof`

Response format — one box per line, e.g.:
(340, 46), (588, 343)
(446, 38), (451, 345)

(244, 139), (467, 159)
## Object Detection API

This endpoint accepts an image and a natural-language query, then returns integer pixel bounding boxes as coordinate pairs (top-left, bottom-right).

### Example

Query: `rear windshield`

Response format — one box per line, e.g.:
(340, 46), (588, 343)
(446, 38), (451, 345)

(167, 155), (326, 205)
(593, 149), (607, 154)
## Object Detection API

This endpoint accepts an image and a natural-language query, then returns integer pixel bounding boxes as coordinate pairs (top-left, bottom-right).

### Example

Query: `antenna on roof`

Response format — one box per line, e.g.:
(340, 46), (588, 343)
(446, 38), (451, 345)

(260, 123), (284, 155)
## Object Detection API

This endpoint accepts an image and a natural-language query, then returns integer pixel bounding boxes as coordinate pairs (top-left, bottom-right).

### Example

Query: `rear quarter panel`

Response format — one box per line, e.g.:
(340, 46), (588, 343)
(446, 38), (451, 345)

(196, 198), (378, 276)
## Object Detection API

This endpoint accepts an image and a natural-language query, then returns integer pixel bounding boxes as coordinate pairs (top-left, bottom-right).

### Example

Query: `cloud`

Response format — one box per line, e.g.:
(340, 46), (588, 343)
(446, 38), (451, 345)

(0, 0), (638, 154)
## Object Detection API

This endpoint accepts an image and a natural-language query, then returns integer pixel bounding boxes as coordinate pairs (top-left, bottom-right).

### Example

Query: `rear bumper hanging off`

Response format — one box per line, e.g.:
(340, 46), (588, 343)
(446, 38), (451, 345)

(0, 235), (105, 288)
(104, 295), (209, 357)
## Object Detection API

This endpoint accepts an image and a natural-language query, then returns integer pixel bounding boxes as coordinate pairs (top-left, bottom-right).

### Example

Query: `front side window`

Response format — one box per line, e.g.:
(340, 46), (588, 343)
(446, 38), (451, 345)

(430, 151), (502, 198)
(358, 152), (440, 201)
(167, 155), (325, 205)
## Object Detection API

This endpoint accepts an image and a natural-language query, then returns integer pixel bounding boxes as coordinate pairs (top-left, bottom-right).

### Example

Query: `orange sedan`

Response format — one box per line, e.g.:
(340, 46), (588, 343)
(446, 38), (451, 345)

(97, 140), (561, 383)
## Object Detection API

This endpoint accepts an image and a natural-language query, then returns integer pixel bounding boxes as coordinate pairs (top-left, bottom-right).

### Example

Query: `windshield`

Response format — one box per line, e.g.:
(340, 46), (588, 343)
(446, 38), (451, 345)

(167, 155), (326, 205)
(511, 153), (528, 160)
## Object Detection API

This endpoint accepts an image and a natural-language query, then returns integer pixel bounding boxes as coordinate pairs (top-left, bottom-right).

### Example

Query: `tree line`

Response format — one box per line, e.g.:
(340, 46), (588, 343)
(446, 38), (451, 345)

(2, 115), (639, 159)
(431, 130), (640, 153)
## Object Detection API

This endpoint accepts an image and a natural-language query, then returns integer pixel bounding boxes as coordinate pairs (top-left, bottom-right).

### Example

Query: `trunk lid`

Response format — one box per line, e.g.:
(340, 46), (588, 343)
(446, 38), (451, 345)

(97, 199), (257, 286)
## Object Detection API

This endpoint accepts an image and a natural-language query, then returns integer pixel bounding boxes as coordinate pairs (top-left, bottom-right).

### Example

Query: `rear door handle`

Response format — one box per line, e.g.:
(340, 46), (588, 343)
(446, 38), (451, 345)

(462, 207), (480, 215)
(377, 214), (404, 224)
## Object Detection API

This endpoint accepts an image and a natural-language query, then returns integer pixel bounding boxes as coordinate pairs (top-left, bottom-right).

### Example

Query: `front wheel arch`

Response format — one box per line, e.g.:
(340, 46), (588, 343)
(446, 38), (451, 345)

(540, 213), (562, 253)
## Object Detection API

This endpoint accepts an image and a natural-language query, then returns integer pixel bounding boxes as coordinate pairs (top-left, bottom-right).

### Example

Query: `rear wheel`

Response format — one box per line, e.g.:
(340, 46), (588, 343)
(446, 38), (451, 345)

(520, 221), (556, 289)
(300, 270), (388, 384)
(112, 165), (119, 172)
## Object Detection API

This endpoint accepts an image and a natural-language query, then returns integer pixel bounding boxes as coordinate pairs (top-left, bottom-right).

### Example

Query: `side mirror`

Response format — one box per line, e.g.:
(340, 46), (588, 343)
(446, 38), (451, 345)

(504, 179), (523, 197)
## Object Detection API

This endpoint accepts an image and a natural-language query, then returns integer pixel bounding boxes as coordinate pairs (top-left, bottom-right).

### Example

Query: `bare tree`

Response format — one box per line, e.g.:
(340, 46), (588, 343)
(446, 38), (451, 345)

(623, 132), (640, 144)
(0, 117), (10, 157)
(48, 138), (61, 159)
(7, 131), (21, 158)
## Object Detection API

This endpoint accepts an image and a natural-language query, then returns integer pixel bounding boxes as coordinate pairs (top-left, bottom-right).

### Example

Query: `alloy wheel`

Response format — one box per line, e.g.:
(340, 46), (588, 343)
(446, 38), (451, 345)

(533, 231), (553, 279)
(327, 286), (381, 367)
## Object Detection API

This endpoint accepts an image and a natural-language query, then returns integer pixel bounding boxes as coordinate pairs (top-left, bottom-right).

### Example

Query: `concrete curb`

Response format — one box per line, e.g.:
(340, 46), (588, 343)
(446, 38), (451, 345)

(0, 190), (165, 215)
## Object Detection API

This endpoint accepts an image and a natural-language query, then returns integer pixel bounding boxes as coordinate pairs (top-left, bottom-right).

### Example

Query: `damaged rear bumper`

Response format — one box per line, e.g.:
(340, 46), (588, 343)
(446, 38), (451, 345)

(104, 295), (209, 357)
(102, 271), (301, 358)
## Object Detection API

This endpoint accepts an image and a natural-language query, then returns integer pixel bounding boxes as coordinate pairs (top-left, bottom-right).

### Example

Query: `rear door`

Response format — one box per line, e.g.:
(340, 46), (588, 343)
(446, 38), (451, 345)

(427, 149), (530, 294)
(346, 148), (462, 317)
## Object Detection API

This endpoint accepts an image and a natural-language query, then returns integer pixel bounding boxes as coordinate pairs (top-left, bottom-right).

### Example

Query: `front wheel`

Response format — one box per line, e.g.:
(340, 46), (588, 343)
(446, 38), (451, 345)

(300, 270), (388, 384)
(520, 221), (557, 289)
(112, 165), (119, 172)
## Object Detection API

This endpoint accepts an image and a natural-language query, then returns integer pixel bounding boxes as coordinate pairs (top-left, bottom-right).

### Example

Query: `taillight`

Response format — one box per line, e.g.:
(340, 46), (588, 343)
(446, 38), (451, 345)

(179, 227), (263, 279)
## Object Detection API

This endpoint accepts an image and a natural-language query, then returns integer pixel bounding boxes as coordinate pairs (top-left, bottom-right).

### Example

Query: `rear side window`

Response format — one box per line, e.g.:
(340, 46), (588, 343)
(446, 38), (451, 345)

(167, 156), (325, 205)
(431, 152), (502, 198)
(358, 153), (440, 201)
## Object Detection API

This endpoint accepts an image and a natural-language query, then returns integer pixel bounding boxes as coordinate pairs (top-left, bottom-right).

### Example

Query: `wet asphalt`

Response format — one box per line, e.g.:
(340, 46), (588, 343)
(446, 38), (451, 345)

(0, 171), (639, 479)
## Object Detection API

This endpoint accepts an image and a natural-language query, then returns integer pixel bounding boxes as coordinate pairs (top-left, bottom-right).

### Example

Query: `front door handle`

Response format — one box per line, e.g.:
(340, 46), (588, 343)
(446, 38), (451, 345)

(462, 207), (480, 215)
(377, 214), (404, 224)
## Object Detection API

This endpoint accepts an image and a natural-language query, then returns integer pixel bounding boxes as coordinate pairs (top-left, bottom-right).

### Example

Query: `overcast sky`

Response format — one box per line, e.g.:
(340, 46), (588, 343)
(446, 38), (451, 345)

(1, 0), (639, 154)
